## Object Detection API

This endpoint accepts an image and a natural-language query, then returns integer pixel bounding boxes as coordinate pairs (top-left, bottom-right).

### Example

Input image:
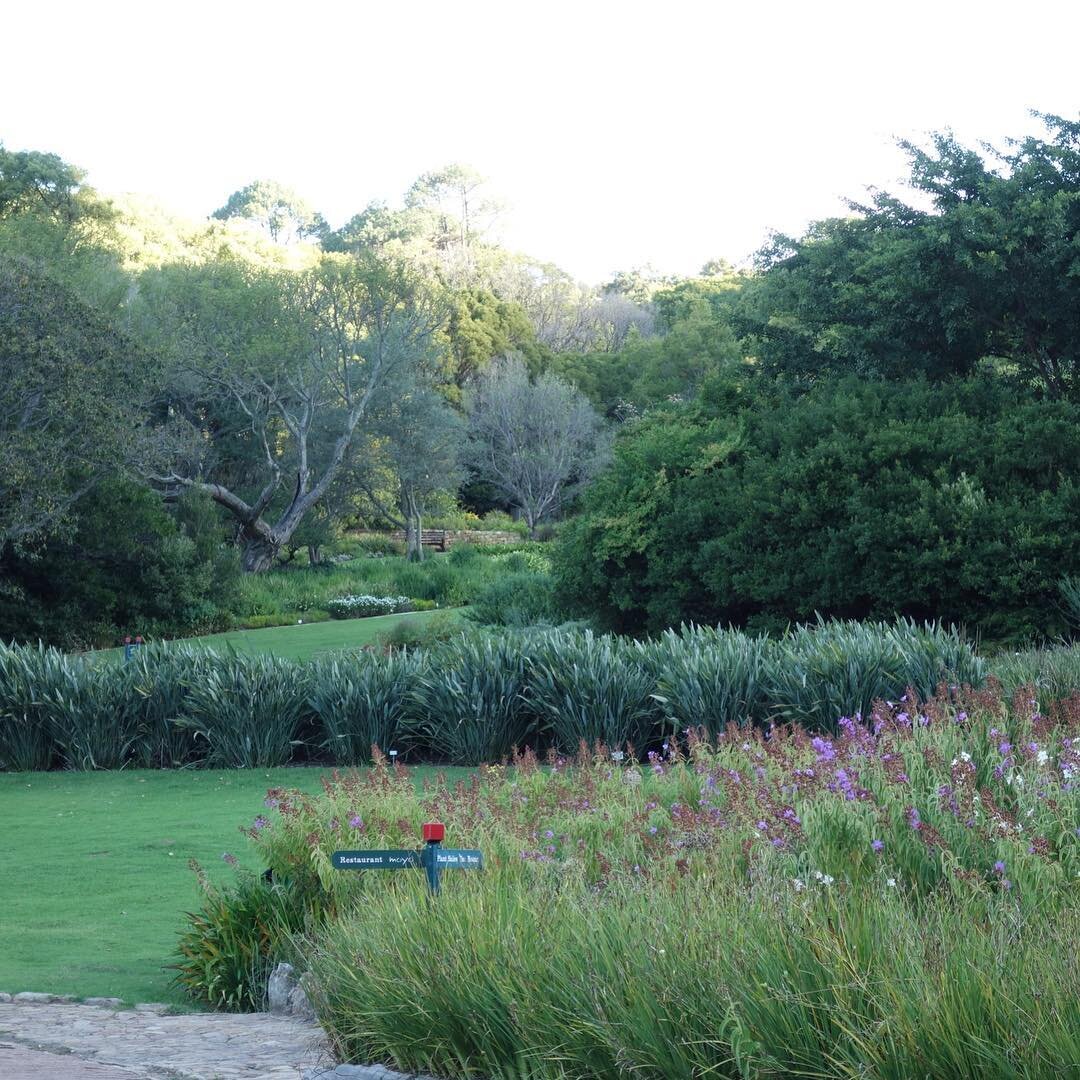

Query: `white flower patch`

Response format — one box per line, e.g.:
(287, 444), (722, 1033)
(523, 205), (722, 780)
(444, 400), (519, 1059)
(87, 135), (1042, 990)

(328, 594), (412, 618)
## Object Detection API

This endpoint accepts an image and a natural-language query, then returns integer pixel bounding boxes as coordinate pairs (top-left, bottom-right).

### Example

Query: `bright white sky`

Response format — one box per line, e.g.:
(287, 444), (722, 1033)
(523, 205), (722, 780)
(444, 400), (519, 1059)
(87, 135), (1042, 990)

(3, 0), (1079, 282)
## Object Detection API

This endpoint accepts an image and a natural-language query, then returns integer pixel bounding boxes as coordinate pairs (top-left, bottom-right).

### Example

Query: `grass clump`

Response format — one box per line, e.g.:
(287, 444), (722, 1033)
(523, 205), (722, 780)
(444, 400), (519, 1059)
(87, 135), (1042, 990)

(308, 651), (418, 765)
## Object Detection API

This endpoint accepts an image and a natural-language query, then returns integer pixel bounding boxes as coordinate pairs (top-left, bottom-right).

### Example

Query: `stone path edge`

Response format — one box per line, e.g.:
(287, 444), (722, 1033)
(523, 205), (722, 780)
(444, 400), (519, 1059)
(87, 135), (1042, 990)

(0, 992), (441, 1080)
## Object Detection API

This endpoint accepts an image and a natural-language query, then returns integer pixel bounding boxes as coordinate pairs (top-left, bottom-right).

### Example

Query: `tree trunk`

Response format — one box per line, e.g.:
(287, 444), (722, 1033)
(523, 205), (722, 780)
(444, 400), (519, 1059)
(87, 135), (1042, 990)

(307, 544), (322, 566)
(242, 534), (279, 573)
(402, 489), (424, 563)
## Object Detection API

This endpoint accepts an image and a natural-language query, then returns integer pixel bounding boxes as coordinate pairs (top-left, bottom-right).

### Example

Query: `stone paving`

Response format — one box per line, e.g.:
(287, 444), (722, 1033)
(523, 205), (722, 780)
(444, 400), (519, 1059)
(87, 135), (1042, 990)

(0, 996), (332, 1079)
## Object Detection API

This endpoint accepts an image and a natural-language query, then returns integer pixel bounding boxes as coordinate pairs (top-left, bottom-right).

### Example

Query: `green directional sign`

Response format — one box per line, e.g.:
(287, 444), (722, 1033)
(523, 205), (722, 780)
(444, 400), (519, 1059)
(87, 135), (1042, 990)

(332, 850), (420, 870)
(333, 824), (484, 896)
(433, 849), (483, 868)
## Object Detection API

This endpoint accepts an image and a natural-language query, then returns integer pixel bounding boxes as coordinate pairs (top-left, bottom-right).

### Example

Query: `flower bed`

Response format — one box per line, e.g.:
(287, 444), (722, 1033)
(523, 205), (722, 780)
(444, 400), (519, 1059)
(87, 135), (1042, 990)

(186, 681), (1080, 1074)
(326, 595), (413, 619)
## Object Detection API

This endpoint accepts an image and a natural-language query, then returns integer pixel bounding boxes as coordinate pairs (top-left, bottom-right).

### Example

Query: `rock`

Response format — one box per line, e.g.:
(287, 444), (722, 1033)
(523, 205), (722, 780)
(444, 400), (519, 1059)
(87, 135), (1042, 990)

(300, 1065), (443, 1079)
(287, 983), (315, 1020)
(83, 997), (123, 1008)
(133, 1002), (170, 1014)
(13, 992), (59, 1003)
(267, 962), (297, 1015)
(0, 992), (11, 1002)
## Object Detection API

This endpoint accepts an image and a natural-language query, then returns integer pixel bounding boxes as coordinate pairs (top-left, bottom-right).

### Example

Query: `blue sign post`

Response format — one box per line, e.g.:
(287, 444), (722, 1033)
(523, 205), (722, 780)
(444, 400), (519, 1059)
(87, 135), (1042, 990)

(333, 821), (483, 896)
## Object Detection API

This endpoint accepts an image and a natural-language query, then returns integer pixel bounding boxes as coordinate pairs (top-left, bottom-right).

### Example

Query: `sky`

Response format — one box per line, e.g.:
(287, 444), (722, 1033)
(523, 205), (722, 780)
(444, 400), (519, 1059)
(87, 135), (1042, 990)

(3, 0), (1080, 283)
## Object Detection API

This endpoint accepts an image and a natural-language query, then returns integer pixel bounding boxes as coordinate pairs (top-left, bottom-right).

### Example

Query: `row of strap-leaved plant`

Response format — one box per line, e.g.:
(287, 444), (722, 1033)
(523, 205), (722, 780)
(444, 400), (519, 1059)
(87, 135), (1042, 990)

(0, 619), (990, 771)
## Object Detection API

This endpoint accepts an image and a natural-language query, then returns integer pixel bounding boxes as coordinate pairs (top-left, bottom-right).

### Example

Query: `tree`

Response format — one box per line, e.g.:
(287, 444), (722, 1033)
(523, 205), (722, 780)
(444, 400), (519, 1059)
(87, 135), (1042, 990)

(739, 112), (1080, 398)
(466, 356), (606, 536)
(405, 164), (502, 251)
(443, 289), (546, 396)
(0, 258), (152, 546)
(147, 253), (444, 571)
(362, 381), (467, 561)
(0, 479), (238, 648)
(0, 145), (85, 222)
(212, 180), (327, 244)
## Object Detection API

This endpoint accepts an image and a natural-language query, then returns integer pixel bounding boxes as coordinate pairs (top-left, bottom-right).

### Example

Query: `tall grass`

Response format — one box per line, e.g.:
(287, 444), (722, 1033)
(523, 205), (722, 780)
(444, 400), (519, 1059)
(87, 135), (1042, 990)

(991, 643), (1080, 698)
(409, 636), (535, 764)
(0, 642), (66, 770)
(122, 643), (211, 767)
(229, 550), (509, 620)
(309, 651), (418, 764)
(178, 653), (311, 768)
(0, 620), (1005, 770)
(648, 625), (773, 734)
(765, 618), (987, 729)
(526, 630), (658, 751)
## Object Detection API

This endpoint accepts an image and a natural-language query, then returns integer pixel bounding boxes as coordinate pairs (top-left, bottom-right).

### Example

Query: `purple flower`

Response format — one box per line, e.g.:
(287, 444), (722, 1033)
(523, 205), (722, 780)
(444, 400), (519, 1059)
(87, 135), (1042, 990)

(756, 820), (768, 831)
(771, 837), (785, 848)
(871, 839), (884, 853)
(907, 807), (922, 830)
(544, 830), (555, 839)
(222, 852), (238, 866)
(811, 737), (836, 762)
(998, 741), (1012, 755)
(263, 797), (280, 810)
(956, 711), (968, 722)
(993, 860), (1006, 874)
(835, 768), (857, 801)
(252, 815), (269, 831)
(649, 826), (658, 835)
(348, 814), (363, 829)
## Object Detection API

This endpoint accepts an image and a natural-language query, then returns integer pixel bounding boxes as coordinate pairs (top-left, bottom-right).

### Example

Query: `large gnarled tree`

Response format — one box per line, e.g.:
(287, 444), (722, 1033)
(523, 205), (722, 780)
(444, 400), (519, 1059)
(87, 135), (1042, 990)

(150, 253), (443, 571)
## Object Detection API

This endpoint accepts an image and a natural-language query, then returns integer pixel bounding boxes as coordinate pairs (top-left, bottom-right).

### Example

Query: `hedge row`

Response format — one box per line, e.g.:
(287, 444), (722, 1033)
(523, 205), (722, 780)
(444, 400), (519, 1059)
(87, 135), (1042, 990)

(0, 620), (986, 770)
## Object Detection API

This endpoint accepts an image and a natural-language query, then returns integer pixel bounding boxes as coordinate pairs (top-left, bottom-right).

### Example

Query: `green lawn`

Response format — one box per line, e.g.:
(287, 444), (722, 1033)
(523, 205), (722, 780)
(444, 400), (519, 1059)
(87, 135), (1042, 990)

(0, 766), (465, 1007)
(100, 607), (462, 662)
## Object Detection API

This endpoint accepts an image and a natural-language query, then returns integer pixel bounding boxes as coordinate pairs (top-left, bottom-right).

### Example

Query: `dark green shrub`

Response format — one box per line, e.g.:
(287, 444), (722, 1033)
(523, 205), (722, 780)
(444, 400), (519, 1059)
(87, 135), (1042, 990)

(447, 544), (482, 567)
(0, 480), (239, 649)
(555, 378), (1080, 644)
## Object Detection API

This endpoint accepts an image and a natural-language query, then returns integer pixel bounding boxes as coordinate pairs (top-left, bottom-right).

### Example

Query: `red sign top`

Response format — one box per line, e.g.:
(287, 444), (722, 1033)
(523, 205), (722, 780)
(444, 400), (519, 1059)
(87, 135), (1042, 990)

(422, 822), (445, 843)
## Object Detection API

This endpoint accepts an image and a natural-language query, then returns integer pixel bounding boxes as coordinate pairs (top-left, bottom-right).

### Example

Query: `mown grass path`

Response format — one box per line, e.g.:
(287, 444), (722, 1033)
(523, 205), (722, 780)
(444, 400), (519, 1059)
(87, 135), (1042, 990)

(97, 607), (462, 662)
(0, 766), (462, 1007)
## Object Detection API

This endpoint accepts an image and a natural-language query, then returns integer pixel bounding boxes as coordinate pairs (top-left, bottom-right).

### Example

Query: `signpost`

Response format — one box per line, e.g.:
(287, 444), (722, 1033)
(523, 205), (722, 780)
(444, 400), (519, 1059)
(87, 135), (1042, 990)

(122, 635), (144, 662)
(333, 821), (483, 896)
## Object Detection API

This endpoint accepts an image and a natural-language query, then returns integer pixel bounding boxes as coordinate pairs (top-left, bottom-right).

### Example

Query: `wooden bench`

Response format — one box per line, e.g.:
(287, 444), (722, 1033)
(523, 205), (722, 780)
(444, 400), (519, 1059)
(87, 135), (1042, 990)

(417, 529), (451, 552)
(383, 529), (452, 551)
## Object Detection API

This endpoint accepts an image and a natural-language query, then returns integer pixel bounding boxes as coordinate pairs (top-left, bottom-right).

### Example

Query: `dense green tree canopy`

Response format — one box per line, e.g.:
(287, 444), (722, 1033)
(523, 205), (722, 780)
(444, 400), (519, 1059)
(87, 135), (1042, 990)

(554, 377), (1080, 642)
(738, 113), (1080, 398)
